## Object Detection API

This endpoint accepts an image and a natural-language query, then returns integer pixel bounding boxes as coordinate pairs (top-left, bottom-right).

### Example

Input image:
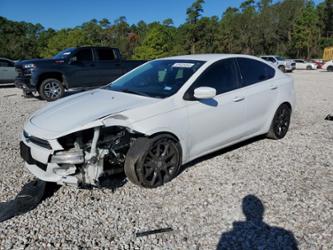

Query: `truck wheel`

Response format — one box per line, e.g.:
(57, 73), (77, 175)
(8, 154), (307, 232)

(124, 135), (181, 188)
(327, 66), (333, 72)
(39, 78), (64, 102)
(267, 103), (291, 140)
(278, 65), (286, 73)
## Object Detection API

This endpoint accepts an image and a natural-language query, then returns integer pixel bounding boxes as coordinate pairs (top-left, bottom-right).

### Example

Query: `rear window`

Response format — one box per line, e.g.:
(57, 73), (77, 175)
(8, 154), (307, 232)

(96, 48), (116, 61)
(237, 58), (275, 86)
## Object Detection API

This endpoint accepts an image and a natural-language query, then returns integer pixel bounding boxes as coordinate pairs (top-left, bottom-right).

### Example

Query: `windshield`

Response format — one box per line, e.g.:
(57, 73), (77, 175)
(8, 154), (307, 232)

(276, 56), (286, 61)
(53, 48), (76, 59)
(105, 60), (205, 98)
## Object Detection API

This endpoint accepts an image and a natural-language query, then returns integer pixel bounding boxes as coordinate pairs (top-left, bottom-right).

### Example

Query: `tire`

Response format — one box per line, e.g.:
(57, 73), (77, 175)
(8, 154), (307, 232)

(306, 65), (312, 70)
(278, 65), (286, 73)
(327, 66), (333, 72)
(124, 135), (181, 188)
(39, 78), (64, 101)
(267, 103), (291, 140)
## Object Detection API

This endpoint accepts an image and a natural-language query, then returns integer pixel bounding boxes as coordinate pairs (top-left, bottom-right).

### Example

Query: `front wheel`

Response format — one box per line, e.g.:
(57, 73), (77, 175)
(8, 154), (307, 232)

(124, 135), (181, 188)
(306, 65), (312, 70)
(278, 65), (286, 73)
(39, 78), (64, 102)
(327, 66), (333, 72)
(267, 104), (291, 140)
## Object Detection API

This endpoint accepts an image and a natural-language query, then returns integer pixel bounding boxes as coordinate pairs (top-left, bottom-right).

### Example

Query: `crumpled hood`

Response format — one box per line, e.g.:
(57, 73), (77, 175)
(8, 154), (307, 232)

(29, 89), (159, 134)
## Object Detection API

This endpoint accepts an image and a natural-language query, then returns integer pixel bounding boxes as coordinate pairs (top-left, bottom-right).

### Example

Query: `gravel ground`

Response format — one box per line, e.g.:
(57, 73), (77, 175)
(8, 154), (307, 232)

(0, 70), (332, 249)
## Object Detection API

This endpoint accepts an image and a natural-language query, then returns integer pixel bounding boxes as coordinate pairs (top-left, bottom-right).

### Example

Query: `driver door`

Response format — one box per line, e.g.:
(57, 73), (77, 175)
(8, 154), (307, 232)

(66, 48), (99, 88)
(184, 58), (247, 159)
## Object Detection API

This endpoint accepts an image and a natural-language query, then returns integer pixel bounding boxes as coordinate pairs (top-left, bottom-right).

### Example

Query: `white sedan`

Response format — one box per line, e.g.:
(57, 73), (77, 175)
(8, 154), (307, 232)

(20, 54), (296, 188)
(293, 59), (317, 70)
(322, 60), (333, 72)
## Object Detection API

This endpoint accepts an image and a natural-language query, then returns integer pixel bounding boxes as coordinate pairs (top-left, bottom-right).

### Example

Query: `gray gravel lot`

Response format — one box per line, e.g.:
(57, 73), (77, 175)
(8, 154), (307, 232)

(0, 70), (332, 249)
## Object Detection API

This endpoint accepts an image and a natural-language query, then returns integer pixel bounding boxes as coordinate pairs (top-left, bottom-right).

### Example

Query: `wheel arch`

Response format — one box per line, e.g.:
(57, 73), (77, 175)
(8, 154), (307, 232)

(37, 72), (65, 90)
(280, 101), (292, 112)
(148, 131), (183, 159)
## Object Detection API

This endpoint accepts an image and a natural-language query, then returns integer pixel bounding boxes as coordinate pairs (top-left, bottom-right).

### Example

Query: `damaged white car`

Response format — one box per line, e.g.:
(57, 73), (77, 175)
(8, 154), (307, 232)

(20, 55), (295, 188)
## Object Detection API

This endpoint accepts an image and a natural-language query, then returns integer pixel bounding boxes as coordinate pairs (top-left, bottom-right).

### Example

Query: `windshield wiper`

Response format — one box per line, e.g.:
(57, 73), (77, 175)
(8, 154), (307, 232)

(121, 89), (149, 97)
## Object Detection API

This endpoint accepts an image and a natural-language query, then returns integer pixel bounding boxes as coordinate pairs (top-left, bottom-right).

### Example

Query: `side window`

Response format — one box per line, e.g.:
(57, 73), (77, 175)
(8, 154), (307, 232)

(194, 58), (239, 95)
(237, 58), (275, 86)
(96, 48), (115, 61)
(75, 49), (93, 62)
(0, 60), (11, 67)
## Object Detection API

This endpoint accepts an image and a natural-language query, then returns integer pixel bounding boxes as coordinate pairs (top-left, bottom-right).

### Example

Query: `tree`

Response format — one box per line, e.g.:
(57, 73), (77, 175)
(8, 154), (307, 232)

(318, 0), (333, 38)
(291, 1), (320, 58)
(40, 29), (91, 58)
(186, 0), (205, 54)
(218, 7), (241, 53)
(133, 25), (176, 59)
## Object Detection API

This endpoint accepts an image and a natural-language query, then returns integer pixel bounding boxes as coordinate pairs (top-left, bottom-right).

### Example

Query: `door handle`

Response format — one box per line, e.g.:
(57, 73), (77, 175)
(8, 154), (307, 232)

(233, 97), (245, 102)
(270, 86), (278, 90)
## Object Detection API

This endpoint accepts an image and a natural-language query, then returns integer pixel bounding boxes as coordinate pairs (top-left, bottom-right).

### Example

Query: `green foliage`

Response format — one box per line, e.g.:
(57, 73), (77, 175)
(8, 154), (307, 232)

(133, 25), (176, 59)
(291, 1), (320, 58)
(186, 0), (205, 54)
(0, 0), (332, 60)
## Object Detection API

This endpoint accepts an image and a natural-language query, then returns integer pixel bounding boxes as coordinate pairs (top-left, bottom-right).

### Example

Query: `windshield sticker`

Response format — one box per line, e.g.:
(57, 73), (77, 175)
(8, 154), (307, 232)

(172, 63), (194, 68)
(164, 86), (172, 91)
(63, 52), (71, 55)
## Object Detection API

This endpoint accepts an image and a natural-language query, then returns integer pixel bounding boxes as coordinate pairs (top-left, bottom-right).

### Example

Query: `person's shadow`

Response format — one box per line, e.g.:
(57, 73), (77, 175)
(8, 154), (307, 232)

(217, 195), (298, 250)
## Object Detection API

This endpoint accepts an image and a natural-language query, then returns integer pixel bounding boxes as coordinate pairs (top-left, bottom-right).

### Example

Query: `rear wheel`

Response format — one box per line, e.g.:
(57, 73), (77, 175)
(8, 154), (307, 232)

(278, 65), (286, 73)
(267, 104), (291, 140)
(327, 66), (333, 72)
(124, 135), (181, 188)
(39, 78), (64, 102)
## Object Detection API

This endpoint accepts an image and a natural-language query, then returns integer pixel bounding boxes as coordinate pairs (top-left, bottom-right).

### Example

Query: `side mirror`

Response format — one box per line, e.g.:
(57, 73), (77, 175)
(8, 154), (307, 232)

(194, 87), (216, 99)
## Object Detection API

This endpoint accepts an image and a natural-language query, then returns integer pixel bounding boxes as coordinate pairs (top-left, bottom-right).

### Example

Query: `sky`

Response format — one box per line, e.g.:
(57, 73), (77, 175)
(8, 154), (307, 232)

(0, 0), (324, 30)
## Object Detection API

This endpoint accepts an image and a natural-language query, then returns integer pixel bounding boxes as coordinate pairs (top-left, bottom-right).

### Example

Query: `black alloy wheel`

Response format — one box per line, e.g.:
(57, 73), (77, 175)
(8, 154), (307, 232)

(125, 135), (181, 188)
(267, 104), (291, 140)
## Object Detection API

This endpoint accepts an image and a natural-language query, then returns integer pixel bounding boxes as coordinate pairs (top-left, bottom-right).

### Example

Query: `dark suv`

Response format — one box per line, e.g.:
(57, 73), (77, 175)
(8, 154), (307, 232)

(15, 47), (146, 101)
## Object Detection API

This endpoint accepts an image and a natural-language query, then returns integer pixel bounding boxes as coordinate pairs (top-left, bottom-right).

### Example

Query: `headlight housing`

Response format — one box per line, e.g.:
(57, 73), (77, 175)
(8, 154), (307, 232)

(23, 63), (36, 69)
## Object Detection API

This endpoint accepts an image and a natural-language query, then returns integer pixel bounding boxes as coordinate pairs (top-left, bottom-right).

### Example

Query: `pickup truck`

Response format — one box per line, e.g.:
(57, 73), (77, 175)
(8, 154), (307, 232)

(15, 47), (146, 101)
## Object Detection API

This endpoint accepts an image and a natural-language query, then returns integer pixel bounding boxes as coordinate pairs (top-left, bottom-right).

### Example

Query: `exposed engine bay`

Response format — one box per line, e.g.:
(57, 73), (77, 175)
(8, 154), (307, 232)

(50, 126), (142, 187)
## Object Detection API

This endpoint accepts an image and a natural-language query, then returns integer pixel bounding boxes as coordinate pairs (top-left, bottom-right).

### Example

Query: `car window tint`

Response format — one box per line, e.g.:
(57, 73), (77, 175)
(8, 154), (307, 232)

(237, 58), (275, 86)
(192, 58), (239, 95)
(96, 48), (115, 61)
(76, 49), (93, 61)
(0, 60), (10, 67)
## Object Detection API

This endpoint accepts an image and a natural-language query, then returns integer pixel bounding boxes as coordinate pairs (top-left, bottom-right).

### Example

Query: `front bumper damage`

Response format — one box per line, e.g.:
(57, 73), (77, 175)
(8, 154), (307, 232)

(21, 125), (141, 187)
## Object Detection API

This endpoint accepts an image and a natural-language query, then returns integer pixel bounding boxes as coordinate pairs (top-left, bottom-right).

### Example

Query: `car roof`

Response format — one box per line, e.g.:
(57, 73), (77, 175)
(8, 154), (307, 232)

(0, 57), (14, 61)
(160, 54), (262, 63)
(260, 55), (279, 57)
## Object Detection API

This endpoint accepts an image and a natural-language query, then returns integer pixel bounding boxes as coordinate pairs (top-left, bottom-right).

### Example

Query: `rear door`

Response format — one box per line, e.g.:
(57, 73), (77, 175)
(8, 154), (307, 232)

(185, 58), (247, 159)
(236, 57), (278, 135)
(94, 48), (124, 86)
